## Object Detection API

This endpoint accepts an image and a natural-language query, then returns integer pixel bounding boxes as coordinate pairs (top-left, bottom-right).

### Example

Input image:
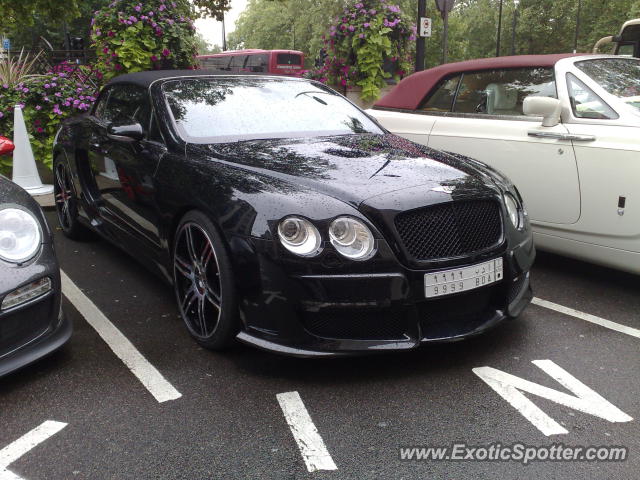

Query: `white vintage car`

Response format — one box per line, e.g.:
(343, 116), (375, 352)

(369, 54), (640, 273)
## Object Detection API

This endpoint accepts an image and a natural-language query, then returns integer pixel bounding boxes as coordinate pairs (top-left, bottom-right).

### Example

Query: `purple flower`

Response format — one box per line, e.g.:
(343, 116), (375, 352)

(51, 82), (57, 87)
(44, 83), (50, 89)
(129, 15), (137, 22)
(35, 105), (42, 110)
(151, 55), (158, 62)
(148, 11), (154, 16)
(359, 33), (365, 39)
(363, 22), (370, 28)
(103, 47), (110, 54)
(369, 9), (377, 14)
(0, 112), (3, 118)
(355, 2), (363, 7)
(64, 101), (71, 107)
(55, 92), (62, 97)
(134, 5), (141, 11)
(22, 88), (29, 93)
(162, 48), (171, 57)
(388, 5), (400, 13)
(108, 30), (115, 37)
(348, 25), (355, 31)
(159, 4), (165, 11)
(2, 84), (7, 89)
(95, 30), (101, 36)
(114, 64), (122, 70)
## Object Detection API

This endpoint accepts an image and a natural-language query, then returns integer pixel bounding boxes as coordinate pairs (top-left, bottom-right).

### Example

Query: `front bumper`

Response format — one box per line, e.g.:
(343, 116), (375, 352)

(0, 245), (72, 377)
(235, 234), (535, 357)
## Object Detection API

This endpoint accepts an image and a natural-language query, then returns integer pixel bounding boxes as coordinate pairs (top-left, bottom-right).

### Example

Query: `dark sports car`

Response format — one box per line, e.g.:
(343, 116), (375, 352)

(0, 137), (71, 376)
(53, 71), (534, 357)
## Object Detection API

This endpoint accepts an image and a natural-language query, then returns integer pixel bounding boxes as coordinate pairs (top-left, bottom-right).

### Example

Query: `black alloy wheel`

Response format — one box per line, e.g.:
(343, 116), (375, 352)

(173, 211), (238, 349)
(54, 157), (91, 240)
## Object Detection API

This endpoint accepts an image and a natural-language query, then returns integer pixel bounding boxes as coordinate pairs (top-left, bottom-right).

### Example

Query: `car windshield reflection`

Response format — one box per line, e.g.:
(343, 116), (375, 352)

(161, 77), (383, 143)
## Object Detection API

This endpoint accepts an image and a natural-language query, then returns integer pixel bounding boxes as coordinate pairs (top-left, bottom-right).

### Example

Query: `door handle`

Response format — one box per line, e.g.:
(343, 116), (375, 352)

(528, 131), (596, 141)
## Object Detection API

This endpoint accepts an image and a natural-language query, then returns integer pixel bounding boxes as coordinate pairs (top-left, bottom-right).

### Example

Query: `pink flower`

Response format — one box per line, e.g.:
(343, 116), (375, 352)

(114, 64), (122, 70)
(108, 31), (115, 37)
(36, 127), (44, 133)
(151, 55), (158, 62)
(162, 48), (171, 57)
(359, 33), (365, 39)
(35, 105), (42, 110)
(348, 25), (355, 31)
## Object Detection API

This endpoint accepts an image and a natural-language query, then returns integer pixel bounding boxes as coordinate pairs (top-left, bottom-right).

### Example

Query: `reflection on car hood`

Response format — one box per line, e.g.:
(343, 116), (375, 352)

(201, 134), (501, 207)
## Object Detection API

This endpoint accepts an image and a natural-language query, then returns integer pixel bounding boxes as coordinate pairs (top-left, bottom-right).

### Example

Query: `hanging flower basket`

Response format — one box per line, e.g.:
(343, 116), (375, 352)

(308, 0), (416, 102)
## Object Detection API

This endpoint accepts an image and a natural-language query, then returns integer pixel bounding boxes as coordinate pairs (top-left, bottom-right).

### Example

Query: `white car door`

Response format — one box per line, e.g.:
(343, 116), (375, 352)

(560, 68), (640, 252)
(425, 68), (581, 225)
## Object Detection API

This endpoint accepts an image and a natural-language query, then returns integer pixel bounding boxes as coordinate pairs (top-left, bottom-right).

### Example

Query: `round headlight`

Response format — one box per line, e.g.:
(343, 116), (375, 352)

(0, 208), (42, 263)
(329, 217), (376, 261)
(504, 193), (523, 230)
(277, 217), (322, 257)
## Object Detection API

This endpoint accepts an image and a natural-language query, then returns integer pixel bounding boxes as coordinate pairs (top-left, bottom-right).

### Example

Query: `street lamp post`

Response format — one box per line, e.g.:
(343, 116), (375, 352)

(511, 0), (519, 55)
(573, 0), (582, 53)
(221, 12), (227, 51)
(496, 0), (503, 57)
(415, 0), (426, 71)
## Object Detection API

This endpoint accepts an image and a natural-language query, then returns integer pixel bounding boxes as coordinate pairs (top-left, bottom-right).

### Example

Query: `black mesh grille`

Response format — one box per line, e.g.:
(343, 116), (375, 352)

(507, 275), (527, 305)
(300, 308), (407, 340)
(394, 200), (502, 261)
(417, 285), (498, 340)
(0, 296), (53, 358)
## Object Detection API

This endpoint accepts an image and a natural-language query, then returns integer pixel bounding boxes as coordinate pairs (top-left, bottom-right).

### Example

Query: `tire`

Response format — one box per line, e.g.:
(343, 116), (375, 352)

(172, 210), (239, 350)
(53, 156), (93, 240)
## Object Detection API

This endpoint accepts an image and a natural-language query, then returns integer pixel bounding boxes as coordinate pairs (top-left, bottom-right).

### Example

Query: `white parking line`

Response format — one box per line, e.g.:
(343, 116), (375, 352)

(532, 297), (640, 339)
(276, 391), (337, 472)
(60, 270), (182, 403)
(0, 421), (67, 480)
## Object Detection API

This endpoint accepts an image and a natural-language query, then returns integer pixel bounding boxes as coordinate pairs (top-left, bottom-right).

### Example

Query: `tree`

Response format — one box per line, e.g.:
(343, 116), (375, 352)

(191, 0), (232, 21)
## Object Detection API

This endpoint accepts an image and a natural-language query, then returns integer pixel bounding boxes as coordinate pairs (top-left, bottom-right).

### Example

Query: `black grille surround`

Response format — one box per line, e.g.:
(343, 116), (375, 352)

(394, 200), (503, 262)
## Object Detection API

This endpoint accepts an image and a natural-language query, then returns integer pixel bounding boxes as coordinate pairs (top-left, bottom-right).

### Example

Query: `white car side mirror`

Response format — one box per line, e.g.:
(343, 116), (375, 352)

(523, 96), (562, 127)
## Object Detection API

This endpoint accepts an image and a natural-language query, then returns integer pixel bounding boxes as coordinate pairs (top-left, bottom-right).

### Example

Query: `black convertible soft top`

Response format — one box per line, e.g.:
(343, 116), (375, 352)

(106, 69), (281, 88)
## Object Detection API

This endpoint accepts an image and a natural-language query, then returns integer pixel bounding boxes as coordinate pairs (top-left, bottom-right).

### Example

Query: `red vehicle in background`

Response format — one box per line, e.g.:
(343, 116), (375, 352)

(196, 49), (305, 76)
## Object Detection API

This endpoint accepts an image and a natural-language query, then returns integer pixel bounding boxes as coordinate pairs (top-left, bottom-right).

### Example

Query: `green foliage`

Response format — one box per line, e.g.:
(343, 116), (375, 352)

(192, 0), (232, 21)
(91, 0), (198, 81)
(0, 0), (80, 32)
(227, 0), (345, 65)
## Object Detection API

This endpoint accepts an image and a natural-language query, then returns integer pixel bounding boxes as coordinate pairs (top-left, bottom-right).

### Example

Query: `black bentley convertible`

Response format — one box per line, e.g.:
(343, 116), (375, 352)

(0, 137), (70, 376)
(53, 71), (534, 356)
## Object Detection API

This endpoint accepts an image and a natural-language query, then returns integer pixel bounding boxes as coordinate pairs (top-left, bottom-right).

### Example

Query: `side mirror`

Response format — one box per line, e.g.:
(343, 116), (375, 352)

(0, 136), (15, 156)
(107, 121), (144, 142)
(523, 96), (562, 127)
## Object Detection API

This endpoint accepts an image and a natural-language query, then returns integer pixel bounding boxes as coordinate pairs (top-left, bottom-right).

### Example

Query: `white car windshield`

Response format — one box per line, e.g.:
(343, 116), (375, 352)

(575, 58), (640, 114)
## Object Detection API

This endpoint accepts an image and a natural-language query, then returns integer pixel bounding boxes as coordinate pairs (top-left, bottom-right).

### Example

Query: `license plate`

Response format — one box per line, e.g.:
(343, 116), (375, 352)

(424, 258), (503, 298)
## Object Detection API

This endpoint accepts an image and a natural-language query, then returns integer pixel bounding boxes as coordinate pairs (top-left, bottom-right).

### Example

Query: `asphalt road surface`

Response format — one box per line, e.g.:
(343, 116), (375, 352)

(0, 211), (638, 480)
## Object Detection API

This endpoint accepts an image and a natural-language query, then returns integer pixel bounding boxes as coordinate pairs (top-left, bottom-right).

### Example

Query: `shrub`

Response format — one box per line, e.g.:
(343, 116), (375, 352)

(91, 0), (199, 81)
(310, 0), (416, 101)
(0, 63), (98, 176)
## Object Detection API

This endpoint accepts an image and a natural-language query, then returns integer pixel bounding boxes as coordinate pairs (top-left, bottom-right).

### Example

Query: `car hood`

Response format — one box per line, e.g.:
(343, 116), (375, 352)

(197, 134), (502, 208)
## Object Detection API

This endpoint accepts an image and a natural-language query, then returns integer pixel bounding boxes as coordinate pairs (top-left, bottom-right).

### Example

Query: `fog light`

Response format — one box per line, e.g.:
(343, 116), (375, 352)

(1, 277), (52, 310)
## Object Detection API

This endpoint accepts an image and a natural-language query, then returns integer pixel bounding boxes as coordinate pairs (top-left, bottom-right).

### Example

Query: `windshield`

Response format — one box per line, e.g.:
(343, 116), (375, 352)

(161, 77), (383, 143)
(575, 58), (640, 114)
